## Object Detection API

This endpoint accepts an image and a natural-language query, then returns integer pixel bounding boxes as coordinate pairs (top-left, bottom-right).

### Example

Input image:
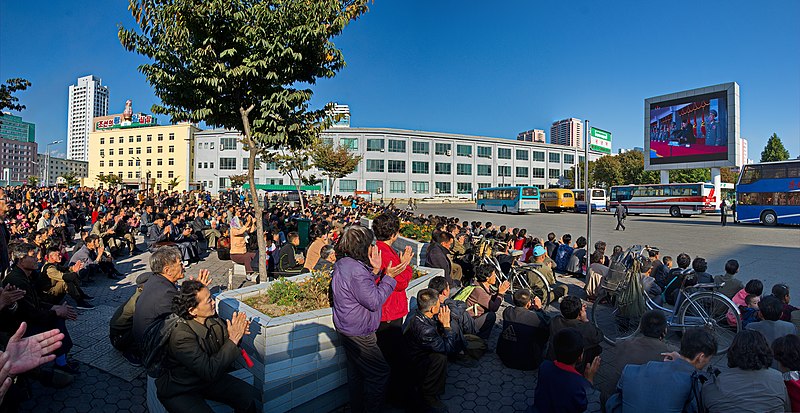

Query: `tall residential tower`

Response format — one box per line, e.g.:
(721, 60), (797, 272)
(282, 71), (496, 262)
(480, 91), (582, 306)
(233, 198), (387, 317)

(550, 118), (583, 148)
(67, 75), (109, 161)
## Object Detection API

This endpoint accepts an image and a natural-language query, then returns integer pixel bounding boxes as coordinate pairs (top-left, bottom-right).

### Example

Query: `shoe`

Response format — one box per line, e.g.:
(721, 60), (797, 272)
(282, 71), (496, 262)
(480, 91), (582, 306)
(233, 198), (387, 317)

(122, 351), (143, 367)
(107, 273), (124, 280)
(75, 301), (95, 310)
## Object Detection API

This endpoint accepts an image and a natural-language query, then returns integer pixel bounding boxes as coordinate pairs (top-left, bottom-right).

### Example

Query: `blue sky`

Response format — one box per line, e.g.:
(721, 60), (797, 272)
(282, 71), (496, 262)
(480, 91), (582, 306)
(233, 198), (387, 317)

(1, 0), (798, 160)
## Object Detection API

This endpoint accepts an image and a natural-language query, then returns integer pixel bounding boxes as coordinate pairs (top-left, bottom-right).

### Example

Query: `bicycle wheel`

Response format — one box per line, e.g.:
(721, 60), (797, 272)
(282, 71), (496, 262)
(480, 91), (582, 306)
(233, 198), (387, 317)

(591, 289), (641, 345)
(515, 268), (552, 307)
(677, 291), (740, 354)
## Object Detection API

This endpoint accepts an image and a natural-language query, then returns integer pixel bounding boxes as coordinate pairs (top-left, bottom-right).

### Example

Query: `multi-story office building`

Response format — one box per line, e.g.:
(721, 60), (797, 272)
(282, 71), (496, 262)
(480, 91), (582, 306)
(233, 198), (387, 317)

(737, 137), (749, 166)
(86, 107), (199, 191)
(550, 118), (583, 148)
(67, 75), (109, 161)
(0, 112), (38, 185)
(517, 129), (546, 143)
(36, 154), (88, 186)
(329, 103), (351, 128)
(194, 127), (604, 198)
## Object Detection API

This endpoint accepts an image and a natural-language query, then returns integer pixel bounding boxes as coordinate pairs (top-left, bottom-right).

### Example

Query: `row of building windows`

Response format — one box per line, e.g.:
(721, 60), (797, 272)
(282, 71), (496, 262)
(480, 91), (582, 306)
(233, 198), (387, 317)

(99, 133), (174, 145)
(355, 160), (567, 178)
(99, 170), (175, 179)
(99, 146), (175, 156)
(99, 158), (175, 167)
(337, 180), (483, 195)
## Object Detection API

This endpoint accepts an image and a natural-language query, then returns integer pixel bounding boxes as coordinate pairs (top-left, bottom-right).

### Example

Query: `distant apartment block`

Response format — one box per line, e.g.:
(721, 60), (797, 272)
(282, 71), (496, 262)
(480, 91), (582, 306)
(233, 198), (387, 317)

(517, 129), (546, 143)
(550, 118), (583, 148)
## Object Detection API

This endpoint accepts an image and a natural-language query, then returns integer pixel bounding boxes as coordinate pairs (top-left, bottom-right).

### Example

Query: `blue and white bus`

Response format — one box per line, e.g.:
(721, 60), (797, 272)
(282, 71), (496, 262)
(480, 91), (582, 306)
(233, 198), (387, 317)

(573, 188), (607, 213)
(735, 160), (800, 225)
(476, 186), (540, 213)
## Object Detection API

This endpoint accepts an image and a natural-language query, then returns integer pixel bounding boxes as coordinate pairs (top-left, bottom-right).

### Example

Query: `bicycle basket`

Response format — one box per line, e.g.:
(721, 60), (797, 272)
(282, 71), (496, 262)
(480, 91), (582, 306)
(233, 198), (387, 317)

(601, 261), (629, 292)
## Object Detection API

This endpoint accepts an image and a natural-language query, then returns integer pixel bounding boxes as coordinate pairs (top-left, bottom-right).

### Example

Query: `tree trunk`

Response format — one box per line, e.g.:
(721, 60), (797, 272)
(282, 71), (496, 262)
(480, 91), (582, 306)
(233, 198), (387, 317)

(330, 177), (337, 197)
(290, 167), (307, 214)
(240, 106), (267, 282)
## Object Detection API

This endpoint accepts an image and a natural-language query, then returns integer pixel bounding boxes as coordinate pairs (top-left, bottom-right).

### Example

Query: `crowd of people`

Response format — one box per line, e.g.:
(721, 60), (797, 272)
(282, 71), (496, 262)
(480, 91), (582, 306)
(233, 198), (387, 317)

(0, 185), (797, 413)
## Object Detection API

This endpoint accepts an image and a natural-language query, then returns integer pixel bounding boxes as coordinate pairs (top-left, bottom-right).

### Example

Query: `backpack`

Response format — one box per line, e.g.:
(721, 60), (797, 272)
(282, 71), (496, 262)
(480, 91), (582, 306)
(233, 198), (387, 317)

(140, 314), (183, 377)
(452, 285), (476, 302)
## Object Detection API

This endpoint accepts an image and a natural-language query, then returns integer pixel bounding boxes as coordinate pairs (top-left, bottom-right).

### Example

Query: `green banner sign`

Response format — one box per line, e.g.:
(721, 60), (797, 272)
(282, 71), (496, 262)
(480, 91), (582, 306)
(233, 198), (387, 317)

(589, 127), (612, 154)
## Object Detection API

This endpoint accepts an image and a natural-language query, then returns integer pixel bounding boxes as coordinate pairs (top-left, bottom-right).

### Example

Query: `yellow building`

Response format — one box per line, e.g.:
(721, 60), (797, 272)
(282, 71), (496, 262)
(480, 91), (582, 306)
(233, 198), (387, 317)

(87, 110), (199, 191)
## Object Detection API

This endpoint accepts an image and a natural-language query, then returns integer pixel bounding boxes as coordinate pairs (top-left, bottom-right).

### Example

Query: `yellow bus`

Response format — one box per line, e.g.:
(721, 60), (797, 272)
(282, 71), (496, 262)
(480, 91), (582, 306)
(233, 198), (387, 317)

(539, 189), (575, 213)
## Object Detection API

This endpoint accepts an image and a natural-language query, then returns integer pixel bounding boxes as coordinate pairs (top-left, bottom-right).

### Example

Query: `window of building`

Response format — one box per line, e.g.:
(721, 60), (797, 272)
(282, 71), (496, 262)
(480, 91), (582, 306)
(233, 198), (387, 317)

(220, 157), (237, 170)
(136, 135), (142, 142)
(128, 160), (134, 167)
(339, 179), (357, 192)
(516, 166), (529, 178)
(169, 133), (175, 141)
(266, 162), (278, 170)
(366, 159), (384, 172)
(456, 163), (472, 176)
(136, 171), (141, 178)
(220, 137), (237, 150)
(549, 153), (560, 163)
(100, 149), (105, 157)
(210, 143), (214, 149)
(168, 158), (174, 166)
(564, 154), (575, 164)
(168, 171), (174, 178)
(157, 146), (163, 154)
(168, 146), (174, 153)
(435, 162), (451, 175)
(147, 135), (152, 142)
(498, 148), (511, 159)
(549, 168), (561, 178)
(366, 139), (384, 152)
(99, 161), (104, 167)
(434, 143), (451, 155)
(157, 171), (163, 178)
(456, 145), (472, 157)
(128, 148), (133, 155)
(412, 141), (429, 155)
(157, 159), (163, 166)
(579, 155), (585, 164)
(340, 138), (358, 151)
(498, 165), (511, 177)
(477, 146), (492, 158)
(412, 181), (429, 193)
(388, 140), (406, 153)
(219, 177), (229, 189)
(120, 137), (125, 143)
(146, 147), (152, 154)
(457, 182), (472, 194)
(516, 149), (529, 161)
(435, 182), (451, 194)
(365, 180), (383, 193)
(478, 182), (492, 189)
(110, 137), (114, 144)
(242, 157), (249, 170)
(532, 151), (545, 162)
(389, 181), (405, 194)
(158, 134), (164, 141)
(127, 171), (133, 179)
(100, 138), (105, 145)
(322, 137), (333, 146)
(109, 149), (114, 156)
(412, 161), (429, 174)
(387, 160), (405, 173)
(146, 159), (152, 167)
(477, 165), (491, 176)
(136, 147), (141, 154)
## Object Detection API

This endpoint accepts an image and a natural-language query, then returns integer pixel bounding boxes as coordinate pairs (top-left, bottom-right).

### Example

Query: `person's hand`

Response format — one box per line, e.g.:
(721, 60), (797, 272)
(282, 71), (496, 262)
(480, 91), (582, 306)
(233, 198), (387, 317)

(0, 352), (12, 406)
(52, 304), (77, 320)
(579, 302), (589, 322)
(531, 296), (543, 310)
(227, 311), (251, 345)
(385, 261), (407, 278)
(368, 245), (382, 274)
(189, 269), (211, 287)
(584, 356), (601, 384)
(4, 322), (63, 375)
(498, 280), (511, 295)
(661, 351), (682, 362)
(297, 256), (305, 265)
(97, 245), (105, 256)
(163, 226), (171, 234)
(0, 286), (25, 311)
(439, 305), (451, 329)
(70, 261), (84, 273)
(182, 227), (192, 235)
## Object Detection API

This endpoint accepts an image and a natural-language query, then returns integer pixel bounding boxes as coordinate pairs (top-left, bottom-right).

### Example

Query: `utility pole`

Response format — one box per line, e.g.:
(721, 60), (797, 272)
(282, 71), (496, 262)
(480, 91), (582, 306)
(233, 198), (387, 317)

(584, 120), (591, 252)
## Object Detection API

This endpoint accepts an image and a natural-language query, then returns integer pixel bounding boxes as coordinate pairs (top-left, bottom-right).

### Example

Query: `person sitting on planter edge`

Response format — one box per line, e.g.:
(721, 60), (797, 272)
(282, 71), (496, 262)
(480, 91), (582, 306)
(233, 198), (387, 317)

(277, 231), (306, 274)
(405, 288), (459, 413)
(156, 280), (260, 413)
(496, 289), (550, 371)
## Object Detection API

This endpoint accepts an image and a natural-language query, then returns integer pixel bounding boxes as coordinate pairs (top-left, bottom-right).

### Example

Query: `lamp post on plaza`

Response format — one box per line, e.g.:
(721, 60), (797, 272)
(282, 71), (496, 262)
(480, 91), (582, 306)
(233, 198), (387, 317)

(132, 157), (143, 190)
(44, 140), (63, 187)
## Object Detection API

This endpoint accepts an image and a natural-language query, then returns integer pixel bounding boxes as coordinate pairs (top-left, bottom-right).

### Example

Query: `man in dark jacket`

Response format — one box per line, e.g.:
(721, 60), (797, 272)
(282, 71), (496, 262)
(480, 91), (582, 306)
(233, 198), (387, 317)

(546, 296), (603, 374)
(192, 210), (220, 249)
(276, 232), (305, 273)
(428, 276), (476, 353)
(497, 289), (550, 371)
(69, 234), (123, 280)
(109, 272), (150, 366)
(424, 232), (454, 285)
(405, 288), (458, 412)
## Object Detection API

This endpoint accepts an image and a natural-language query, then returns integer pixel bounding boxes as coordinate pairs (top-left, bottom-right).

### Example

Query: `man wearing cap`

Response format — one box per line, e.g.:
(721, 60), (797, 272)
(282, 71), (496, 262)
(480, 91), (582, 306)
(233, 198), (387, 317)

(37, 209), (52, 231)
(527, 246), (568, 303)
(705, 109), (720, 146)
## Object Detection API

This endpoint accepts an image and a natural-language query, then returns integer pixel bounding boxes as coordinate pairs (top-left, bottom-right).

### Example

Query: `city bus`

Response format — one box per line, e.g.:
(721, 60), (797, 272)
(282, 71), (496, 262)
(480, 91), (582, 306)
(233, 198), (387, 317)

(609, 183), (715, 217)
(476, 186), (540, 213)
(539, 189), (575, 213)
(572, 188), (607, 213)
(735, 160), (800, 225)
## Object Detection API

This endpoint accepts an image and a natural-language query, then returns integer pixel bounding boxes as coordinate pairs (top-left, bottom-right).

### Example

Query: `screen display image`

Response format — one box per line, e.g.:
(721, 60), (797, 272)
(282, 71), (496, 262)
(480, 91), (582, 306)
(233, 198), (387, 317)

(648, 91), (728, 165)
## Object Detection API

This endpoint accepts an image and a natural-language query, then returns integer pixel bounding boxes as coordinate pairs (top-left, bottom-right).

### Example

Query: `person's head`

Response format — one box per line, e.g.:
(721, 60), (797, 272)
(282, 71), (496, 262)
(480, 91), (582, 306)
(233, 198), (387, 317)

(676, 253), (691, 269)
(561, 234), (572, 245)
(513, 289), (532, 308)
(612, 245), (623, 257)
(44, 246), (61, 263)
(547, 232), (555, 242)
(560, 296), (585, 320)
(589, 251), (603, 265)
(85, 234), (101, 250)
(575, 236), (586, 249)
(552, 328), (585, 365)
(474, 263), (497, 284)
(662, 256), (673, 268)
(153, 213), (166, 226)
(679, 328), (718, 370)
(771, 284), (791, 304)
(11, 243), (39, 272)
(436, 231), (454, 248)
(287, 231), (300, 246)
(532, 245), (546, 262)
(150, 246), (184, 282)
(372, 213), (400, 241)
(709, 109), (717, 120)
(744, 279), (764, 296)
(772, 334), (800, 372)
(334, 225), (375, 267)
(758, 295), (784, 321)
(417, 288), (441, 317)
(724, 259), (739, 275)
(691, 257), (707, 273)
(320, 245), (336, 264)
(648, 248), (660, 260)
(427, 276), (450, 303)
(172, 280), (216, 321)
(594, 240), (607, 254)
(745, 294), (760, 309)
(640, 260), (653, 276)
(727, 330), (773, 371)
(640, 310), (668, 340)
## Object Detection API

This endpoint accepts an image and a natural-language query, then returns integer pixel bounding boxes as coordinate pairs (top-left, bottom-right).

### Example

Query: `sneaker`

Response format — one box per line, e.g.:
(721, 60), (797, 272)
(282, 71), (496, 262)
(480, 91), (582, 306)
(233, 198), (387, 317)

(75, 301), (95, 310)
(123, 351), (143, 367)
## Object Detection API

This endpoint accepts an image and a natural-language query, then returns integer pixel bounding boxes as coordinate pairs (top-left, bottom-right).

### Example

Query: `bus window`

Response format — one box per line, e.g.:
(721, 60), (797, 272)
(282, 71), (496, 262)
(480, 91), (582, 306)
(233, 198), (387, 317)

(592, 189), (605, 199)
(575, 191), (585, 201)
(739, 165), (761, 184)
(788, 165), (800, 178)
(563, 192), (573, 198)
(611, 187), (632, 201)
(522, 187), (538, 197)
(762, 164), (787, 179)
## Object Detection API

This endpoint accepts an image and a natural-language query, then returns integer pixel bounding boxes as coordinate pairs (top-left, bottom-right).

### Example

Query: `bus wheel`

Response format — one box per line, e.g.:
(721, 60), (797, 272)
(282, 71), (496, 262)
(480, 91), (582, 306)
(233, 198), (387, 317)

(481, 204), (486, 212)
(502, 205), (508, 214)
(540, 204), (547, 213)
(669, 206), (681, 217)
(761, 210), (777, 226)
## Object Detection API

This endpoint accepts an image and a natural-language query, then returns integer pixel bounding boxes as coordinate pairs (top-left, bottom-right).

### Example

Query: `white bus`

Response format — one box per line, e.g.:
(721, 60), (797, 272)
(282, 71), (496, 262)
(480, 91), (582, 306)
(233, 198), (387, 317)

(572, 188), (607, 213)
(609, 183), (716, 217)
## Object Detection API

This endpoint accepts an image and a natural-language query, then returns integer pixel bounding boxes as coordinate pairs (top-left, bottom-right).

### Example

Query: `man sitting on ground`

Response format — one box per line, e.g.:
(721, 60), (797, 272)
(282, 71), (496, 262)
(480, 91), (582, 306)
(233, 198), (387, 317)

(532, 328), (601, 413)
(746, 295), (798, 346)
(496, 289), (550, 371)
(277, 231), (305, 274)
(428, 276), (476, 354)
(553, 233), (574, 274)
(527, 245), (568, 303)
(546, 296), (603, 373)
(41, 247), (94, 310)
(69, 234), (124, 280)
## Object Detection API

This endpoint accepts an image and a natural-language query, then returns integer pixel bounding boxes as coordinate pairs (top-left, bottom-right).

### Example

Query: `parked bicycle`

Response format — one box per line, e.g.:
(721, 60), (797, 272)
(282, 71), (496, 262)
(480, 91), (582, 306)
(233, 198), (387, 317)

(590, 245), (741, 353)
(469, 236), (553, 305)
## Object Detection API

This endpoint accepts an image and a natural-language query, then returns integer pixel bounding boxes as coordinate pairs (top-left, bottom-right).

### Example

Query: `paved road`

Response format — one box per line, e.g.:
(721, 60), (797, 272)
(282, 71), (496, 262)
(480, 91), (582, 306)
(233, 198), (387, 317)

(415, 204), (800, 294)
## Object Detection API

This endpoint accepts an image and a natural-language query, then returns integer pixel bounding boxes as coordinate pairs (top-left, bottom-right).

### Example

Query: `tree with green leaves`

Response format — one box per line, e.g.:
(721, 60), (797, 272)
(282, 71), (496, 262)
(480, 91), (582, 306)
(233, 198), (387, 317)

(264, 147), (315, 213)
(0, 78), (31, 112)
(167, 177), (182, 190)
(119, 0), (367, 279)
(26, 175), (39, 187)
(311, 142), (362, 195)
(617, 150), (659, 185)
(760, 133), (790, 162)
(592, 155), (623, 188)
(60, 172), (81, 187)
(97, 174), (122, 188)
(669, 168), (710, 183)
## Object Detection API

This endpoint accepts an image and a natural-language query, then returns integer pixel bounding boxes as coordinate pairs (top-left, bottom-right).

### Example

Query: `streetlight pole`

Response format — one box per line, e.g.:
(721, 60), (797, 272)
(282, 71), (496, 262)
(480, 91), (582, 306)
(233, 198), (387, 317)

(45, 140), (63, 187)
(132, 157), (143, 190)
(584, 120), (591, 254)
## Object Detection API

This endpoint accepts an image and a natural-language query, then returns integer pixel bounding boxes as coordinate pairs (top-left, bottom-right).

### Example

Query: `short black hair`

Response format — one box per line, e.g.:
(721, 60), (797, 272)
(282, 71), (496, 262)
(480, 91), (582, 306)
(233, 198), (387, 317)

(727, 330), (773, 370)
(562, 234), (572, 245)
(758, 295), (784, 321)
(744, 279), (764, 296)
(679, 328), (718, 360)
(287, 231), (299, 241)
(676, 253), (691, 269)
(436, 231), (454, 244)
(474, 263), (496, 283)
(553, 328), (584, 365)
(640, 260), (653, 274)
(724, 259), (739, 275)
(639, 310), (668, 339)
(662, 256), (673, 266)
(372, 213), (400, 241)
(691, 257), (707, 273)
(334, 225), (374, 267)
(772, 334), (800, 371)
(771, 284), (790, 302)
(172, 280), (206, 320)
(513, 289), (531, 307)
(547, 232), (555, 241)
(648, 249), (660, 258)
(575, 236), (586, 249)
(745, 294), (759, 306)
(427, 276), (449, 295)
(560, 296), (583, 320)
(416, 288), (439, 313)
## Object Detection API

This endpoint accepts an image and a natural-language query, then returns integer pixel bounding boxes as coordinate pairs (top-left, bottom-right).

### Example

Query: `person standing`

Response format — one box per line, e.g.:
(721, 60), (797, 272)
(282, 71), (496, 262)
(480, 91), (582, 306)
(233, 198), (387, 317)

(720, 199), (728, 226)
(615, 204), (626, 231)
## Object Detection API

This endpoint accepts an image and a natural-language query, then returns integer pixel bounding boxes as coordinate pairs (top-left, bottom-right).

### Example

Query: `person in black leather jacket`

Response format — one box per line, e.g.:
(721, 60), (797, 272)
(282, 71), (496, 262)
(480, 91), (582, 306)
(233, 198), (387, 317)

(404, 288), (458, 412)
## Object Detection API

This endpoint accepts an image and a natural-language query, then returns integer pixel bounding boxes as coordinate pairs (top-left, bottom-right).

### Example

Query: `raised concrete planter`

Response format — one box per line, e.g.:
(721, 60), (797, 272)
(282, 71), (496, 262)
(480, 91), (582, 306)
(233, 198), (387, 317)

(359, 217), (373, 228)
(393, 236), (429, 267)
(216, 266), (444, 413)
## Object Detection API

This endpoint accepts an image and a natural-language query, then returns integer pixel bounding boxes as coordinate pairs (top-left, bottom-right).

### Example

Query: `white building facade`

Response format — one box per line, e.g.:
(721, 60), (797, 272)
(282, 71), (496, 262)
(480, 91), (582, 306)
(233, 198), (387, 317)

(37, 154), (89, 186)
(67, 75), (109, 161)
(550, 118), (583, 148)
(193, 128), (604, 198)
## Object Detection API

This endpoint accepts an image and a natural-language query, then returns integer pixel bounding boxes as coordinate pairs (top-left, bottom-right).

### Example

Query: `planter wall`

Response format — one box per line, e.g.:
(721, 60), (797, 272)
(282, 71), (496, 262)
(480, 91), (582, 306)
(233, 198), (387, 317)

(393, 236), (428, 267)
(216, 266), (444, 413)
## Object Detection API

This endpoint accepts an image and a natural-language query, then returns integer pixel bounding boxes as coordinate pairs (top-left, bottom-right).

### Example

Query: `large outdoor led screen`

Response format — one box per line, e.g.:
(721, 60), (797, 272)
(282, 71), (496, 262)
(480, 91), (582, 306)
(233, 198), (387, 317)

(644, 82), (738, 170)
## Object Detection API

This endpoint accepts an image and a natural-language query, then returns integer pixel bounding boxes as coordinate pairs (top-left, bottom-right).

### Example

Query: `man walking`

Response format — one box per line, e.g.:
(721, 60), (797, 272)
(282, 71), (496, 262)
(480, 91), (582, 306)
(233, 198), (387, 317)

(615, 204), (626, 231)
(720, 199), (728, 227)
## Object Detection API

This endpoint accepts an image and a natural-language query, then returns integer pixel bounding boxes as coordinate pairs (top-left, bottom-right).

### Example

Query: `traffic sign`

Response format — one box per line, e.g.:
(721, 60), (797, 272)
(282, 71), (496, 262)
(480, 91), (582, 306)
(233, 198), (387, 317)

(590, 127), (612, 154)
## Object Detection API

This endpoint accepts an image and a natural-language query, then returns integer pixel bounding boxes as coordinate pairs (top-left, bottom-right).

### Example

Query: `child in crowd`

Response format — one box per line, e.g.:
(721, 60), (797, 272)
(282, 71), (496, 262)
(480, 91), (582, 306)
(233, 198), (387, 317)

(729, 279), (763, 326)
(662, 255), (673, 270)
(772, 284), (798, 322)
(739, 294), (760, 328)
(714, 259), (744, 299)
